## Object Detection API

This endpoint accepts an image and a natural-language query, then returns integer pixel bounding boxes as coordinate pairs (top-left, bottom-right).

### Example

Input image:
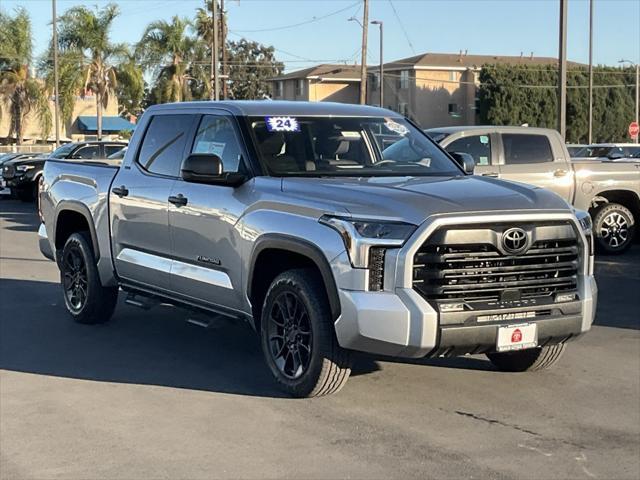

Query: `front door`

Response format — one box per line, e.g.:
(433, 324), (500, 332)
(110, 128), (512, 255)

(111, 113), (196, 291)
(497, 133), (574, 202)
(443, 133), (498, 177)
(168, 114), (250, 311)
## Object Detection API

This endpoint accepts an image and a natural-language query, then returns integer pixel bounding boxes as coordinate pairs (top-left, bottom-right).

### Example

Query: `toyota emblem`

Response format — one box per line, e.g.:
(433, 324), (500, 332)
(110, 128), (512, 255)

(502, 227), (528, 255)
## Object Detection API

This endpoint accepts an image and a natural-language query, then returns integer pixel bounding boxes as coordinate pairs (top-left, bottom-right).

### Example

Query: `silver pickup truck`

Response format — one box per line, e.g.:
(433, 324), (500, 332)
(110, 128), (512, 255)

(426, 126), (640, 254)
(39, 102), (597, 397)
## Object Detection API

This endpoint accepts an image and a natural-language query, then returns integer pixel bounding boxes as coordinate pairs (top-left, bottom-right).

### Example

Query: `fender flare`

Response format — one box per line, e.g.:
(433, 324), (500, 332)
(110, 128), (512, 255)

(53, 201), (101, 261)
(247, 234), (341, 321)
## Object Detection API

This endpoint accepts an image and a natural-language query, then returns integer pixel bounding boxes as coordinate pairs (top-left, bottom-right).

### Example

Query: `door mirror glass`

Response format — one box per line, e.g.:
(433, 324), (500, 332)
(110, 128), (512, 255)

(449, 152), (475, 174)
(607, 151), (624, 160)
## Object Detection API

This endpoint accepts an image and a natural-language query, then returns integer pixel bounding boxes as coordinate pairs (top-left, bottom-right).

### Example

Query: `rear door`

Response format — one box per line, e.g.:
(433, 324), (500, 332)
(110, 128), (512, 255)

(110, 113), (197, 291)
(442, 133), (498, 177)
(497, 133), (573, 201)
(167, 113), (250, 311)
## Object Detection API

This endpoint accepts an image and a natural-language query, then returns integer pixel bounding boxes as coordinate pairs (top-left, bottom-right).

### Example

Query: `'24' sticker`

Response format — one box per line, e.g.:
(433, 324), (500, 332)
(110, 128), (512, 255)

(266, 116), (300, 132)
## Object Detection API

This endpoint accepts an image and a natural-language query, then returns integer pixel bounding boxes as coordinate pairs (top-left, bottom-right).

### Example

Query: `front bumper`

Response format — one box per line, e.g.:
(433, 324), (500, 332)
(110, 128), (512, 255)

(38, 223), (55, 261)
(332, 211), (598, 358)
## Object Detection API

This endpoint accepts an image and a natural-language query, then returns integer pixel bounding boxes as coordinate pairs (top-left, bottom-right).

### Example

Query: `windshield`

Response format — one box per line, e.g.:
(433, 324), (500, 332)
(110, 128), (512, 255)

(250, 116), (461, 177)
(49, 143), (76, 159)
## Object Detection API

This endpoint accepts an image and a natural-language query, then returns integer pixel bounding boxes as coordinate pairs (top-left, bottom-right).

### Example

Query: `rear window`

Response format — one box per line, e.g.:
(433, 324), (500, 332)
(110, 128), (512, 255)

(503, 134), (554, 164)
(137, 115), (194, 176)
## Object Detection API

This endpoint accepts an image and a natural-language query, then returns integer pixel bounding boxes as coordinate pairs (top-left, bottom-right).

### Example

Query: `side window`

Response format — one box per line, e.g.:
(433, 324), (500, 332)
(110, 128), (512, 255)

(137, 115), (193, 176)
(191, 115), (244, 173)
(503, 134), (554, 164)
(104, 145), (124, 157)
(73, 145), (100, 159)
(445, 135), (492, 166)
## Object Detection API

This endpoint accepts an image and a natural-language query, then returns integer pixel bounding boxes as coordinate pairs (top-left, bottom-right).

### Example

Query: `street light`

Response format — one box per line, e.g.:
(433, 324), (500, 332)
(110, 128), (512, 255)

(619, 59), (639, 142)
(371, 20), (383, 108)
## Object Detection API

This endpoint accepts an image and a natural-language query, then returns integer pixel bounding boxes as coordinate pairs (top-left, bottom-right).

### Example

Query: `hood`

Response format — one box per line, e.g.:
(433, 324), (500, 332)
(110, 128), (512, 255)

(5, 157), (46, 168)
(281, 175), (570, 225)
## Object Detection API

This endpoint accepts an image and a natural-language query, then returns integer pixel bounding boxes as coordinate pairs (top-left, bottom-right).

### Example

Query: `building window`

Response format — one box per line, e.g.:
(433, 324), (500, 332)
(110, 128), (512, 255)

(371, 72), (380, 90)
(448, 103), (460, 117)
(449, 71), (457, 82)
(295, 79), (304, 96)
(399, 70), (409, 89)
(397, 102), (408, 116)
(274, 81), (283, 97)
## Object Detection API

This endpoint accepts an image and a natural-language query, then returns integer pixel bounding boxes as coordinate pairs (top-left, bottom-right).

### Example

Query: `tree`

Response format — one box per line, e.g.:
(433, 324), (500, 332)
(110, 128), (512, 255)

(115, 48), (145, 118)
(478, 64), (637, 143)
(0, 8), (51, 144)
(56, 3), (124, 140)
(225, 39), (283, 100)
(136, 16), (202, 103)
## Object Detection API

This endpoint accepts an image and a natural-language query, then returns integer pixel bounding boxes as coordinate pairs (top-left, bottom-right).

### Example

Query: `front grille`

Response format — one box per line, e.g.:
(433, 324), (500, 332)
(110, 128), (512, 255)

(413, 233), (579, 303)
(2, 165), (15, 179)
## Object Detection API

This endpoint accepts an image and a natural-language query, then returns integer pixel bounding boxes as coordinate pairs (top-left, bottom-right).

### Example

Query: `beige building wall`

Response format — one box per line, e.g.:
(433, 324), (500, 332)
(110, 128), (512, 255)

(0, 93), (119, 144)
(308, 81), (358, 103)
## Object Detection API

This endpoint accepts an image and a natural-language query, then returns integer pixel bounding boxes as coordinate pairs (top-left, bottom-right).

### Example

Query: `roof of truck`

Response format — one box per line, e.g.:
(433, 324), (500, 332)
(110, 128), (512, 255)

(424, 125), (559, 134)
(146, 100), (401, 118)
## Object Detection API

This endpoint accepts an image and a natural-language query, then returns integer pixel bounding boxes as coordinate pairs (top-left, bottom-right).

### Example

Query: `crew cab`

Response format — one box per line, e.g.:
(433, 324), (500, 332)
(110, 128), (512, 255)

(426, 126), (640, 254)
(2, 141), (126, 201)
(38, 102), (597, 397)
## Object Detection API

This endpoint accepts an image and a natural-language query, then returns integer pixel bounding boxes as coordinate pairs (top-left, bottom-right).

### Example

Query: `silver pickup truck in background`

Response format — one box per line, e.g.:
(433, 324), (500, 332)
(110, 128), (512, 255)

(38, 102), (597, 397)
(426, 126), (640, 254)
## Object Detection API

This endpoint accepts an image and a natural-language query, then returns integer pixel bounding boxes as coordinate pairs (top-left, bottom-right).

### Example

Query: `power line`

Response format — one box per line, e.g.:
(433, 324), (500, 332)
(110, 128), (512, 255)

(387, 0), (415, 55)
(231, 1), (360, 33)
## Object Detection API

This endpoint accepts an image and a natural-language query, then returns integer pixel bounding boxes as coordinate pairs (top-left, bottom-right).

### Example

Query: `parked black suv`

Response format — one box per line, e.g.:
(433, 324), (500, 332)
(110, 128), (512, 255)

(2, 141), (127, 201)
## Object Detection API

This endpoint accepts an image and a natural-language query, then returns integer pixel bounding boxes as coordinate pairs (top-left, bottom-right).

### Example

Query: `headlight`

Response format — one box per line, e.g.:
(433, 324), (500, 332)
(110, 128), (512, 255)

(574, 209), (594, 257)
(320, 215), (416, 268)
(16, 165), (35, 173)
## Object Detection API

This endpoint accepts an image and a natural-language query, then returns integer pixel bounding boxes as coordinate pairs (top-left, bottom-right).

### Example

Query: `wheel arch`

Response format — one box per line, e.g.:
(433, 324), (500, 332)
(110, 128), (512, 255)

(590, 189), (640, 220)
(247, 234), (341, 332)
(54, 201), (101, 261)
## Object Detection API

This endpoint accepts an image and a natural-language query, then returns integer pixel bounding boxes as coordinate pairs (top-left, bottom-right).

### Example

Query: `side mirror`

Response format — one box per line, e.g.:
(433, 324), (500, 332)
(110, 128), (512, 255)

(181, 153), (246, 186)
(607, 151), (624, 160)
(449, 152), (475, 174)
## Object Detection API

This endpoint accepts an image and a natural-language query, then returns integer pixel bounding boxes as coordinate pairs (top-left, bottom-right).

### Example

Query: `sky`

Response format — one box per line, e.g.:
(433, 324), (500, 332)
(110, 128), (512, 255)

(2, 0), (639, 72)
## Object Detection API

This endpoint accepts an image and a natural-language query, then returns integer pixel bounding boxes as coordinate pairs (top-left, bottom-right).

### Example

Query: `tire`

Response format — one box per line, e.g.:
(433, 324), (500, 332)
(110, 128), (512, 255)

(593, 203), (635, 254)
(60, 232), (118, 324)
(486, 344), (566, 372)
(260, 268), (352, 398)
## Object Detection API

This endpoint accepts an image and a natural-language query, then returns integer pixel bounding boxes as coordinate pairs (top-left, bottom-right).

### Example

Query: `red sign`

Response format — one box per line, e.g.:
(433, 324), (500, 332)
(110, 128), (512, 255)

(630, 121), (639, 138)
(511, 329), (523, 343)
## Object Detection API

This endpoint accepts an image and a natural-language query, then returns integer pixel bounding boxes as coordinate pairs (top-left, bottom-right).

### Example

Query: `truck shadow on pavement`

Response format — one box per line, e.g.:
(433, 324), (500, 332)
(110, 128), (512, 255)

(0, 278), (502, 396)
(0, 199), (39, 232)
(0, 278), (384, 398)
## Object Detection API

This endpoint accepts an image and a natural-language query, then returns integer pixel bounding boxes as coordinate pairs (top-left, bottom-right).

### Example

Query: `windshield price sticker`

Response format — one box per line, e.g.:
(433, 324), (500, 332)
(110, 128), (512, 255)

(266, 116), (300, 132)
(384, 119), (409, 136)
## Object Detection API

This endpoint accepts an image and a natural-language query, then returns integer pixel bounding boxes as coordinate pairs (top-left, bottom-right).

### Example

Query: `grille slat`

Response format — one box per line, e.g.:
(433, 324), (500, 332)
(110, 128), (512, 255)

(413, 230), (580, 303)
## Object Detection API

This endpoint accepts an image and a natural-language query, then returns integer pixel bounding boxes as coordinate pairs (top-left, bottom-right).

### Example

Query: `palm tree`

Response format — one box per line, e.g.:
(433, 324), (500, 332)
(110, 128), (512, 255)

(56, 3), (125, 140)
(0, 8), (51, 145)
(136, 16), (199, 103)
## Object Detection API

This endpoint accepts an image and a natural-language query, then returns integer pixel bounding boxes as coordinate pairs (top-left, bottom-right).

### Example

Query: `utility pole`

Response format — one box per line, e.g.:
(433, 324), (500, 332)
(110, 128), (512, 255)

(52, 0), (60, 147)
(371, 20), (383, 107)
(359, 0), (369, 105)
(211, 0), (220, 101)
(221, 0), (228, 99)
(588, 0), (594, 144)
(558, 0), (568, 139)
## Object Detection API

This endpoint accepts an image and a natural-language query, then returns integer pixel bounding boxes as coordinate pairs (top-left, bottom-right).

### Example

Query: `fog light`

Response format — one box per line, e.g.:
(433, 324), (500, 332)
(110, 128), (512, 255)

(440, 303), (464, 312)
(556, 293), (576, 303)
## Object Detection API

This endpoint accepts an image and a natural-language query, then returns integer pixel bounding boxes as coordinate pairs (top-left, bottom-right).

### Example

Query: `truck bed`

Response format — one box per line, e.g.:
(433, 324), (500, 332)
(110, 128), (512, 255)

(40, 159), (120, 286)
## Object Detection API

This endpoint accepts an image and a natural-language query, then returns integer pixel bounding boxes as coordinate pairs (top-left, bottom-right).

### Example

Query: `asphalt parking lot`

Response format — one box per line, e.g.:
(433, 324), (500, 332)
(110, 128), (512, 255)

(1, 199), (639, 479)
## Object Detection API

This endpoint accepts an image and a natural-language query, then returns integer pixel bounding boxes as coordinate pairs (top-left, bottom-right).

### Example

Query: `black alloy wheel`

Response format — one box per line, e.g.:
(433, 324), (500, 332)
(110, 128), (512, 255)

(266, 291), (313, 379)
(63, 245), (88, 312)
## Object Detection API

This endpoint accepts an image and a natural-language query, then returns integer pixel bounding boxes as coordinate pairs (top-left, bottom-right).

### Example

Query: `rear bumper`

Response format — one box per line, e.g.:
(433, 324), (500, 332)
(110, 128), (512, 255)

(38, 223), (54, 261)
(334, 275), (597, 359)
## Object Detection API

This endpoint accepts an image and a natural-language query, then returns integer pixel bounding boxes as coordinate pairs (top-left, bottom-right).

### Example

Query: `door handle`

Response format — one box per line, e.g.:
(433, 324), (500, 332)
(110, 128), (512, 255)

(553, 169), (568, 177)
(168, 194), (188, 207)
(112, 185), (129, 197)
(482, 172), (499, 178)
